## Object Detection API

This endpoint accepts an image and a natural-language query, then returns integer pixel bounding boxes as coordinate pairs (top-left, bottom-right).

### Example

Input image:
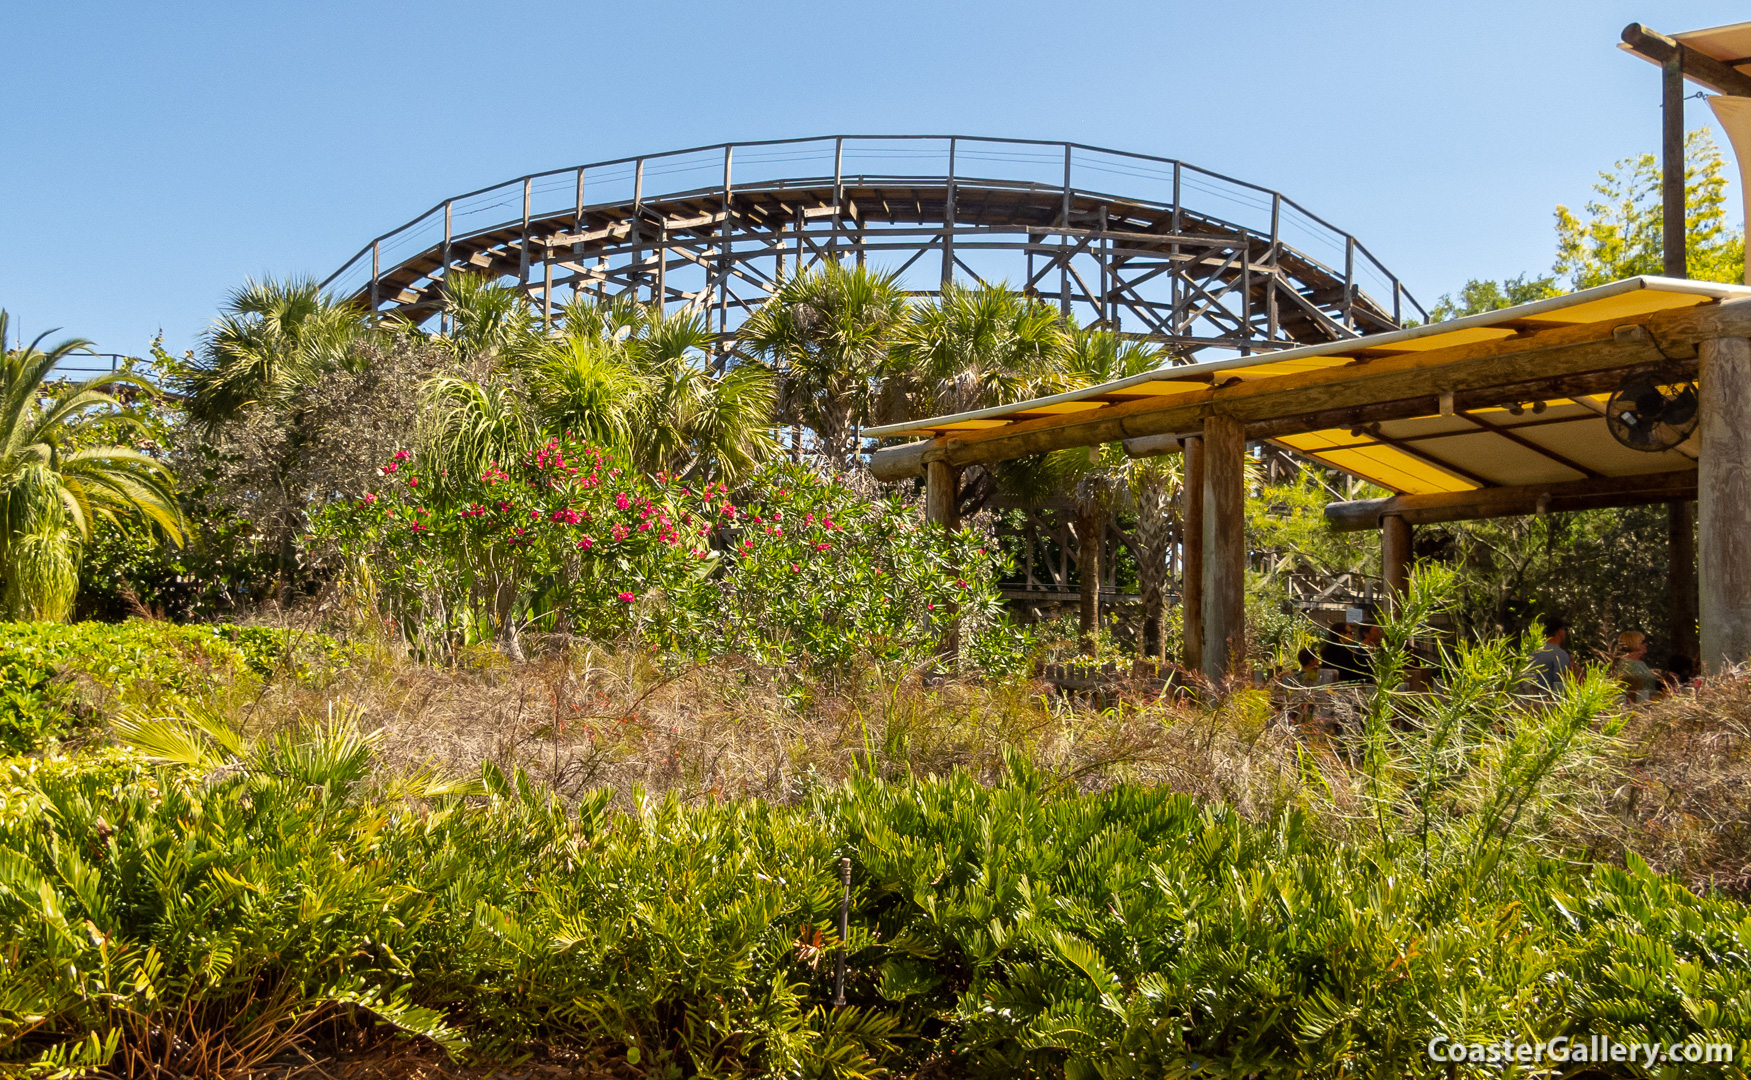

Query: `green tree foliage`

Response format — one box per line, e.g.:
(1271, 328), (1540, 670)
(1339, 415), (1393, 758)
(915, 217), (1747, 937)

(1555, 129), (1745, 287)
(738, 263), (910, 468)
(1431, 130), (1744, 321)
(0, 315), (183, 622)
(892, 281), (1072, 418)
(182, 277), (366, 430)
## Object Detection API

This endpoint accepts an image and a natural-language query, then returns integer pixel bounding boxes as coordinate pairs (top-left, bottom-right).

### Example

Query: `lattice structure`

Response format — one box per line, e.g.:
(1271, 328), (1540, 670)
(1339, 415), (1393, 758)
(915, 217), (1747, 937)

(325, 136), (1424, 358)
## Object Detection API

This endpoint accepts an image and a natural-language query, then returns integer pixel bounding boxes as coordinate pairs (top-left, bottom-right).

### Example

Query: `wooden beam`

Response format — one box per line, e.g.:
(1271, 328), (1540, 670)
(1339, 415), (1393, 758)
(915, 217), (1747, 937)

(1202, 416), (1245, 682)
(1325, 470), (1699, 532)
(1622, 23), (1751, 98)
(1181, 435), (1204, 674)
(1699, 335), (1751, 670)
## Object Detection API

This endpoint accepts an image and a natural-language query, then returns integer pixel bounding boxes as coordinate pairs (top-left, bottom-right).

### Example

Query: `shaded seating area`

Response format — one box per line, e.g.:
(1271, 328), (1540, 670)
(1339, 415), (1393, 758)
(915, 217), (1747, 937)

(869, 276), (1751, 678)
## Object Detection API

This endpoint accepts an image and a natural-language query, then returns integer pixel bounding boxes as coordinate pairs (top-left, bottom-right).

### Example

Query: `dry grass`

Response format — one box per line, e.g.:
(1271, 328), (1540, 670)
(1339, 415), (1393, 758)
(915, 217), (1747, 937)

(1592, 668), (1751, 893)
(215, 636), (1323, 822)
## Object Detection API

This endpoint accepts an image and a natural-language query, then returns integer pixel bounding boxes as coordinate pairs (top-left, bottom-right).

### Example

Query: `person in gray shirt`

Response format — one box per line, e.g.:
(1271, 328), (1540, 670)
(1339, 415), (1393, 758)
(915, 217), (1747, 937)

(1529, 616), (1571, 693)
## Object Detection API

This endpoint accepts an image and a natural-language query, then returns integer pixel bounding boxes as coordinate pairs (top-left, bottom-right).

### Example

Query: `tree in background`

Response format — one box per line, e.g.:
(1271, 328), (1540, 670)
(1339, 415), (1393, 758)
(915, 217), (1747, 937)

(1434, 130), (1744, 321)
(183, 277), (367, 430)
(1555, 130), (1744, 287)
(0, 313), (184, 620)
(738, 263), (908, 469)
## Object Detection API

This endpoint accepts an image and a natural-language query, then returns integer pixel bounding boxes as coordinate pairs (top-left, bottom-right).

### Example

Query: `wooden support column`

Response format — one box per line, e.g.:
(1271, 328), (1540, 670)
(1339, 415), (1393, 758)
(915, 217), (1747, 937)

(1663, 53), (1687, 279)
(1670, 500), (1698, 666)
(925, 458), (958, 530)
(1700, 336), (1751, 669)
(1180, 435), (1203, 672)
(1201, 416), (1245, 681)
(925, 457), (959, 659)
(1381, 513), (1411, 610)
(1076, 503), (1102, 655)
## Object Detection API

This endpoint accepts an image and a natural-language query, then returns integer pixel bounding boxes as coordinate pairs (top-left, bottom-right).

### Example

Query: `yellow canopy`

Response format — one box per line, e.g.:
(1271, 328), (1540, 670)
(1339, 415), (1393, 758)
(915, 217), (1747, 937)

(866, 277), (1751, 495)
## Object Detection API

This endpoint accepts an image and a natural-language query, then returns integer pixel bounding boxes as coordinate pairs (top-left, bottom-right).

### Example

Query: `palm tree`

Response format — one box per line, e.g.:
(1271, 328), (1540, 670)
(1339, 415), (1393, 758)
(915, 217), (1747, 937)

(737, 263), (907, 468)
(0, 312), (184, 620)
(623, 306), (776, 481)
(184, 277), (366, 430)
(892, 283), (1073, 516)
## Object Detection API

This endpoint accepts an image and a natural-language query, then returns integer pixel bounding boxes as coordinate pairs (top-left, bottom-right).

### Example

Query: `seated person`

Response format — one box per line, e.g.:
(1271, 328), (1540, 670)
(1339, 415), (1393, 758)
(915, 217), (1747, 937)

(1612, 631), (1657, 704)
(1529, 616), (1571, 694)
(1321, 619), (1376, 684)
(1289, 647), (1324, 687)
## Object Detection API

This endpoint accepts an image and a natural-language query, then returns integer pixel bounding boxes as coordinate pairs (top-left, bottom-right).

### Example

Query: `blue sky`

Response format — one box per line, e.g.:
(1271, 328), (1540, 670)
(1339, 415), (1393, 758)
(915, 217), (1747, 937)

(2, 1), (1744, 356)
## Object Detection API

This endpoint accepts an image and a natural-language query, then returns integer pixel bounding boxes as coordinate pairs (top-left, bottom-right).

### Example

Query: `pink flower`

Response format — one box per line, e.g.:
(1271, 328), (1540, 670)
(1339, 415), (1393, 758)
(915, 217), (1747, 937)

(363, 492), (376, 504)
(392, 449), (410, 461)
(612, 524), (629, 541)
(407, 477), (418, 487)
(790, 564), (800, 574)
(382, 462), (399, 473)
(616, 493), (631, 510)
(578, 535), (594, 550)
(617, 591), (635, 603)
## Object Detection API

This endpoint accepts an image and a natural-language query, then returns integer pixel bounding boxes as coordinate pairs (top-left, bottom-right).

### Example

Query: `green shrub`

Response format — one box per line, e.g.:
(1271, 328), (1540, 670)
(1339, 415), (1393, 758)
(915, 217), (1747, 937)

(3, 713), (1749, 1078)
(0, 621), (281, 753)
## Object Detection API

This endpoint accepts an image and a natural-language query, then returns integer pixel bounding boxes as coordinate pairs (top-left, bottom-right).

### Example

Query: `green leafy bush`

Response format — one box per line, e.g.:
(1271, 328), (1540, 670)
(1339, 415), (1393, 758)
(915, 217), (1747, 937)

(0, 621), (272, 753)
(3, 713), (1749, 1078)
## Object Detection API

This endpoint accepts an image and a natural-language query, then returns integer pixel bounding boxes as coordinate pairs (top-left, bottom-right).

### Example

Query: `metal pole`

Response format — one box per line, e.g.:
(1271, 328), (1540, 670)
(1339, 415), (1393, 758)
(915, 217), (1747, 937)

(832, 136), (844, 262)
(519, 177), (532, 287)
(833, 857), (851, 1008)
(370, 240), (380, 318)
(1663, 53), (1687, 279)
(942, 137), (957, 290)
(1060, 144), (1072, 318)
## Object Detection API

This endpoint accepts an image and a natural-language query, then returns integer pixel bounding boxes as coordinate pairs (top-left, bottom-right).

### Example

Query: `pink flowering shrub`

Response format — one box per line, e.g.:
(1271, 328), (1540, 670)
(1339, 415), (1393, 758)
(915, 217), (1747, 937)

(313, 435), (714, 656)
(314, 445), (1026, 669)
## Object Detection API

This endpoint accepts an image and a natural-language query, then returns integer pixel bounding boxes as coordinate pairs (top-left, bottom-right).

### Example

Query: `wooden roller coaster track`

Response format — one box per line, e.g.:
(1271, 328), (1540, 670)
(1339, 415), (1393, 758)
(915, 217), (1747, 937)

(325, 136), (1424, 358)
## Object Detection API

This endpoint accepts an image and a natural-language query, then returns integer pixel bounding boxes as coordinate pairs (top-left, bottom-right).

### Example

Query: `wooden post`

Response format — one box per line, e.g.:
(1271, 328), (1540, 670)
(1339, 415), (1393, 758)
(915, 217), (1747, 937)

(925, 458), (957, 530)
(1180, 435), (1203, 673)
(1201, 416), (1245, 682)
(926, 456), (959, 659)
(1381, 513), (1411, 609)
(719, 146), (732, 367)
(1700, 336), (1751, 670)
(1077, 503), (1103, 655)
(1664, 53), (1687, 279)
(1060, 145), (1072, 318)
(1670, 500), (1698, 667)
